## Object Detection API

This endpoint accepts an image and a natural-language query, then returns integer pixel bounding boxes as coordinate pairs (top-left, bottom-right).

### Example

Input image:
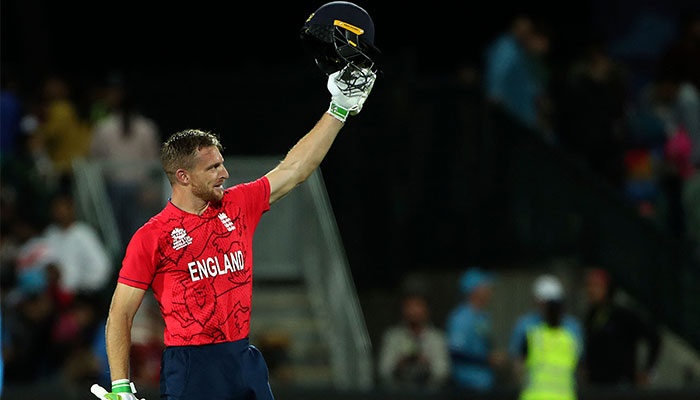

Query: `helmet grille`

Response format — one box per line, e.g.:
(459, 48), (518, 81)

(302, 24), (377, 78)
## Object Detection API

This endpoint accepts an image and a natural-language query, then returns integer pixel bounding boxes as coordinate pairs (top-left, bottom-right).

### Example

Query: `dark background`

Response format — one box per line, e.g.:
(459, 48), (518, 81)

(2, 0), (699, 289)
(1, 1), (589, 72)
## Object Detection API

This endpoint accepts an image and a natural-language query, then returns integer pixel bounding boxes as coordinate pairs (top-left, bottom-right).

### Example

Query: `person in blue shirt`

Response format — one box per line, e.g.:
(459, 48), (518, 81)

(509, 274), (583, 383)
(446, 267), (506, 391)
(484, 16), (551, 136)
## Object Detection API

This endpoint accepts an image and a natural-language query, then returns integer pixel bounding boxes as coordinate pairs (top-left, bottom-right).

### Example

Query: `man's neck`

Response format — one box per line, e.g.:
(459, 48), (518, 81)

(171, 188), (209, 215)
(407, 321), (425, 335)
(468, 300), (485, 311)
(58, 221), (74, 230)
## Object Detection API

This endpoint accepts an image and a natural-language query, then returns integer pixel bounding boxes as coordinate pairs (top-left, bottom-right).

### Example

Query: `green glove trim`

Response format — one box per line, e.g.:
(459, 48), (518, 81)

(328, 101), (349, 122)
(112, 381), (133, 393)
(105, 394), (122, 400)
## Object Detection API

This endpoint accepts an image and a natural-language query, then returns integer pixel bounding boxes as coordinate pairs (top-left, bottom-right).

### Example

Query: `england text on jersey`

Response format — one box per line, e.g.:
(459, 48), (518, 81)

(188, 251), (245, 282)
(118, 177), (270, 346)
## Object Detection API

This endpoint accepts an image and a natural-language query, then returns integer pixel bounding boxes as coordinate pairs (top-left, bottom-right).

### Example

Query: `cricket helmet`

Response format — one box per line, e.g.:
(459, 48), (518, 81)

(300, 1), (381, 80)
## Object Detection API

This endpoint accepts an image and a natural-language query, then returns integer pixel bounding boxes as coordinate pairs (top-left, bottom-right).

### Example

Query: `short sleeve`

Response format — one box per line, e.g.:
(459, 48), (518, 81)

(508, 316), (529, 358)
(485, 38), (516, 100)
(224, 177), (271, 221)
(446, 310), (470, 350)
(118, 225), (158, 290)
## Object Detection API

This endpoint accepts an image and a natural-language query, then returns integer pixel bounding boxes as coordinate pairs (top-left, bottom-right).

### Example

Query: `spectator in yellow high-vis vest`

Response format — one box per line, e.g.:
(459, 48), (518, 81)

(520, 276), (580, 400)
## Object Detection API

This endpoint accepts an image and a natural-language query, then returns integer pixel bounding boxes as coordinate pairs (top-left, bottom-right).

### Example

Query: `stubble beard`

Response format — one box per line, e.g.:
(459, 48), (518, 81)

(192, 181), (222, 203)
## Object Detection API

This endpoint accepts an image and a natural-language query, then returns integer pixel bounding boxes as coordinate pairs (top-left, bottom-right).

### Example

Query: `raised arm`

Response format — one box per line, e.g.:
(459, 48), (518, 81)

(265, 68), (376, 205)
(266, 113), (343, 204)
(105, 283), (147, 381)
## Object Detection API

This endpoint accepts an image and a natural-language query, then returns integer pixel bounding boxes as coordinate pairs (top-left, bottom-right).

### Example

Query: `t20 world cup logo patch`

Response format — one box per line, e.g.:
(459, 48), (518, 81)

(171, 228), (193, 250)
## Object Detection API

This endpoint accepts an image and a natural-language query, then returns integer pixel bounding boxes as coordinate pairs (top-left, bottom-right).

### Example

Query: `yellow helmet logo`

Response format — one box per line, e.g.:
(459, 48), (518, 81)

(333, 20), (364, 36)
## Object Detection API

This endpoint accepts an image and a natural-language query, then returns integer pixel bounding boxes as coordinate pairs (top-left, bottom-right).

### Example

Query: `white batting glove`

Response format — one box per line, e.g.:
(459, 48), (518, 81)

(326, 66), (376, 122)
(91, 380), (145, 400)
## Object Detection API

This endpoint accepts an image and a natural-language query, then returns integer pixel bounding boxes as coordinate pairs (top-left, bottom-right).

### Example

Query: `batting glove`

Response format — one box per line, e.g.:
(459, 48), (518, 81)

(91, 380), (145, 400)
(326, 66), (376, 123)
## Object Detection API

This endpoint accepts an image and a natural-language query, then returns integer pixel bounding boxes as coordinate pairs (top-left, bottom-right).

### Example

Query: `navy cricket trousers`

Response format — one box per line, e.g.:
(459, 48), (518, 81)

(160, 338), (274, 400)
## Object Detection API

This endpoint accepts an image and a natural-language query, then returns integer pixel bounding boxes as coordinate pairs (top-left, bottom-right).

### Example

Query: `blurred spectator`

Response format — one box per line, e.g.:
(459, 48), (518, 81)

(0, 71), (22, 158)
(378, 293), (450, 390)
(555, 43), (628, 187)
(2, 290), (56, 383)
(1, 191), (28, 286)
(35, 76), (91, 174)
(620, 146), (663, 219)
(51, 293), (103, 385)
(583, 268), (661, 387)
(89, 73), (160, 246)
(509, 275), (583, 385)
(88, 72), (126, 125)
(518, 279), (580, 400)
(446, 267), (506, 391)
(2, 184), (109, 387)
(42, 190), (112, 295)
(1, 187), (56, 305)
(1, 111), (59, 227)
(1, 210), (60, 383)
(646, 64), (700, 174)
(635, 60), (700, 235)
(0, 190), (56, 382)
(484, 15), (552, 138)
(7, 220), (57, 304)
(593, 1), (681, 97)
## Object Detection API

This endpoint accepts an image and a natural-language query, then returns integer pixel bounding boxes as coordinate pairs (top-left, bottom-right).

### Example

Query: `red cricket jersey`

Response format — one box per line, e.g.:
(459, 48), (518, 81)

(118, 177), (270, 346)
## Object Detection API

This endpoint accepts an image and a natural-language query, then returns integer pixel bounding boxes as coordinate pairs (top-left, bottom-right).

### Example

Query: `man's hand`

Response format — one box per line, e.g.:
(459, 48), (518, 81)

(326, 66), (376, 122)
(91, 381), (145, 400)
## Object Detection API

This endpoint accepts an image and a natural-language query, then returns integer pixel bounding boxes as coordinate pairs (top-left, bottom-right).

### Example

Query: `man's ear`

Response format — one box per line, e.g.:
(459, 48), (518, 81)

(175, 168), (190, 185)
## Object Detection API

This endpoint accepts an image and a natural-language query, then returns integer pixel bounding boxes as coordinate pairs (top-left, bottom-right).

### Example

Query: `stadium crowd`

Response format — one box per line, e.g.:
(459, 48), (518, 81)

(1, 72), (164, 393)
(376, 268), (661, 394)
(480, 13), (700, 250)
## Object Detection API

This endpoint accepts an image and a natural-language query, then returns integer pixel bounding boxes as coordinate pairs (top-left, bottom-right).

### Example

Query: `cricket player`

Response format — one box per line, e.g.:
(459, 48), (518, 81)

(92, 4), (379, 398)
(91, 70), (374, 400)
